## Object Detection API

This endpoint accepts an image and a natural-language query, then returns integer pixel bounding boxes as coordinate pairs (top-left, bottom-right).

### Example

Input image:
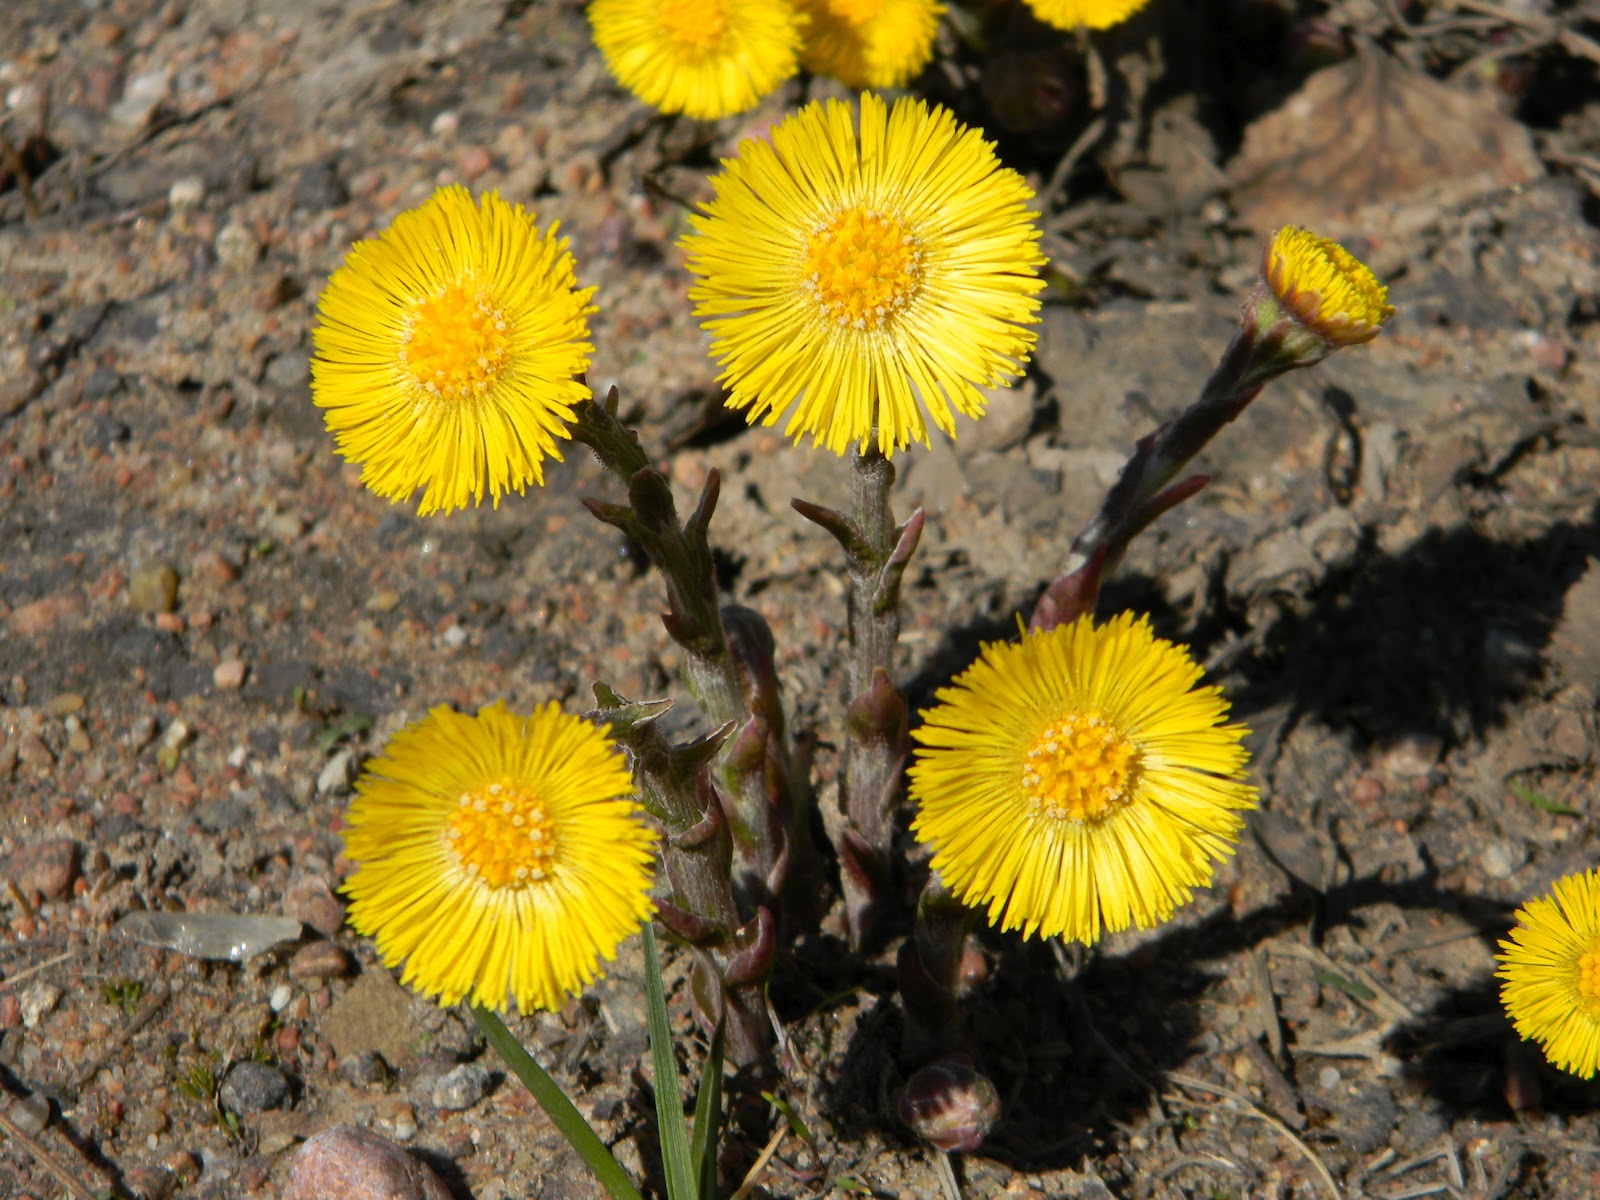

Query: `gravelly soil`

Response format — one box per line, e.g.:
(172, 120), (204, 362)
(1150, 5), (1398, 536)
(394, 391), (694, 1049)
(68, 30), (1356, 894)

(4, 1), (1600, 1198)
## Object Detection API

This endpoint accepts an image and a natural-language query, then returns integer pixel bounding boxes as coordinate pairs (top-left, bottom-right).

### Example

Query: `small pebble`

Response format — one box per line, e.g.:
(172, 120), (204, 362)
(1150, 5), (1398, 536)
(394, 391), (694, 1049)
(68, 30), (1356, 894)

(128, 563), (180, 614)
(168, 176), (205, 211)
(213, 658), (248, 689)
(285, 1125), (450, 1200)
(219, 1061), (289, 1115)
(269, 984), (294, 1013)
(19, 982), (62, 1029)
(8, 590), (88, 636)
(6, 1092), (49, 1135)
(215, 221), (261, 274)
(289, 941), (351, 982)
(1318, 1066), (1342, 1090)
(430, 1062), (491, 1112)
(338, 1050), (390, 1088)
(6, 838), (80, 900)
(1481, 841), (1522, 881)
(317, 749), (357, 797)
(284, 874), (346, 937)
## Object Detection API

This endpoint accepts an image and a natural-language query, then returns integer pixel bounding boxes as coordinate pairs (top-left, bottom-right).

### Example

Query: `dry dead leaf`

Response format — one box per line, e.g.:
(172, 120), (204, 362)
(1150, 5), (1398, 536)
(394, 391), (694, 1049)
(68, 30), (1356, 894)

(1229, 46), (1544, 237)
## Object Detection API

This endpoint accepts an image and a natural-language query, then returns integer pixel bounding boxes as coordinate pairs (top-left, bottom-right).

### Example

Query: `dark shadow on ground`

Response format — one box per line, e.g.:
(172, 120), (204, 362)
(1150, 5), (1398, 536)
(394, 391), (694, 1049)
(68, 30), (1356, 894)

(818, 861), (1600, 1176)
(1221, 514), (1600, 746)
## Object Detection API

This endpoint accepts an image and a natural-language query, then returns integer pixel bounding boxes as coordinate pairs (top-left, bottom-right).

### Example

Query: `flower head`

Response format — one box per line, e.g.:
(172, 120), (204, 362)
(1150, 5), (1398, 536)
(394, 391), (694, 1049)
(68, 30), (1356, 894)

(1263, 225), (1395, 348)
(682, 92), (1046, 457)
(312, 185), (595, 516)
(588, 0), (803, 120)
(797, 0), (944, 90)
(342, 702), (655, 1013)
(1497, 868), (1600, 1078)
(909, 613), (1257, 946)
(1022, 0), (1150, 31)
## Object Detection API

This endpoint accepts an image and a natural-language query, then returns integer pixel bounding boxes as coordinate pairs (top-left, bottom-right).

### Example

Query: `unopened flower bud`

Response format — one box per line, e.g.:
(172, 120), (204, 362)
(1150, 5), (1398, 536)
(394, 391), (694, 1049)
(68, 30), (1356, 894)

(897, 1056), (1001, 1153)
(1241, 225), (1395, 386)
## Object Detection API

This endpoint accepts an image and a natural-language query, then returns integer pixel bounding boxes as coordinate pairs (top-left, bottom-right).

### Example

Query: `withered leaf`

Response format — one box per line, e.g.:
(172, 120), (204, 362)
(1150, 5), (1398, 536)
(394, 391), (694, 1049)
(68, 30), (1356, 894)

(1229, 46), (1543, 236)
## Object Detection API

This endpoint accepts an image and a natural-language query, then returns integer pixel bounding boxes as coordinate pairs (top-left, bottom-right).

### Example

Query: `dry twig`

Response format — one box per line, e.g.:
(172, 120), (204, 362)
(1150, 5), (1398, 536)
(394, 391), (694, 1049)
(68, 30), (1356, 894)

(1164, 1071), (1342, 1200)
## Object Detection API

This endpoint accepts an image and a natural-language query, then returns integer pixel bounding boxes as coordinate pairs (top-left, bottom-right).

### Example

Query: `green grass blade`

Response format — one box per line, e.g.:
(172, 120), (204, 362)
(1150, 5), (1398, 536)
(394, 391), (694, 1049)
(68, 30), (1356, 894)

(642, 923), (698, 1200)
(472, 1006), (644, 1200)
(691, 1018), (725, 1200)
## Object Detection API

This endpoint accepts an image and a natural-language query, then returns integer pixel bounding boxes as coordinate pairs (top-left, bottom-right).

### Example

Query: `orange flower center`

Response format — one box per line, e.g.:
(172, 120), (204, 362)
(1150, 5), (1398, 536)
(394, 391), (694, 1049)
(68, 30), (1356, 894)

(803, 209), (922, 331)
(1579, 949), (1600, 1017)
(443, 778), (556, 889)
(399, 281), (511, 402)
(828, 0), (886, 21)
(1021, 712), (1141, 822)
(661, 0), (729, 52)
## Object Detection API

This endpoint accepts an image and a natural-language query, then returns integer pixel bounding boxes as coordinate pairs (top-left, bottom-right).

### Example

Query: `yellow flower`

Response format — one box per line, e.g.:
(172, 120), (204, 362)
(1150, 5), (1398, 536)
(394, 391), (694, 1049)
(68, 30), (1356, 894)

(1263, 225), (1395, 348)
(797, 0), (944, 90)
(1497, 869), (1600, 1079)
(909, 613), (1257, 946)
(342, 702), (656, 1013)
(682, 92), (1046, 457)
(1022, 0), (1150, 31)
(588, 0), (804, 120)
(312, 185), (595, 516)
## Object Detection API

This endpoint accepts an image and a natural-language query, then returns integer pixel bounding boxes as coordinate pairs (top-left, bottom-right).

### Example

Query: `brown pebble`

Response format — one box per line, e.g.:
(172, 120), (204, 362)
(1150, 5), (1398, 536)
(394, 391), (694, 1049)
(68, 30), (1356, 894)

(123, 1165), (177, 1200)
(191, 549), (239, 585)
(285, 1125), (452, 1200)
(283, 874), (345, 937)
(275, 1025), (301, 1054)
(128, 564), (180, 614)
(8, 590), (87, 636)
(458, 146), (492, 182)
(5, 838), (80, 900)
(289, 941), (352, 982)
(0, 994), (22, 1028)
(213, 658), (248, 689)
(44, 693), (85, 717)
(17, 733), (56, 771)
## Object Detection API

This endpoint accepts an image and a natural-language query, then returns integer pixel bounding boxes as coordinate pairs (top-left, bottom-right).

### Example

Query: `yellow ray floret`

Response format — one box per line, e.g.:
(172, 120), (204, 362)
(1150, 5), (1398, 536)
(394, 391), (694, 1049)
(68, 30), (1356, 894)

(311, 185), (595, 516)
(909, 613), (1257, 946)
(1264, 225), (1395, 347)
(682, 92), (1046, 457)
(797, 0), (945, 90)
(1023, 0), (1150, 31)
(342, 702), (655, 1014)
(588, 0), (804, 120)
(1498, 868), (1600, 1079)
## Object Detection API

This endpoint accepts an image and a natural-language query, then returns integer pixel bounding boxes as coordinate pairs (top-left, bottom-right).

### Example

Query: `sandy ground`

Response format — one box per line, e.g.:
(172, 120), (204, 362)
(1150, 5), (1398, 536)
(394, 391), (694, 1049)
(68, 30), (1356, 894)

(4, 0), (1600, 1197)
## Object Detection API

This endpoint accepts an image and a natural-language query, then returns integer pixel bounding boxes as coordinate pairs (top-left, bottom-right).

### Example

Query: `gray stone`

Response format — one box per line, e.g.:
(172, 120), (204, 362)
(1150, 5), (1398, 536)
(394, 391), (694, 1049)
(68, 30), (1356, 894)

(429, 1061), (491, 1112)
(219, 1061), (289, 1115)
(337, 1050), (390, 1088)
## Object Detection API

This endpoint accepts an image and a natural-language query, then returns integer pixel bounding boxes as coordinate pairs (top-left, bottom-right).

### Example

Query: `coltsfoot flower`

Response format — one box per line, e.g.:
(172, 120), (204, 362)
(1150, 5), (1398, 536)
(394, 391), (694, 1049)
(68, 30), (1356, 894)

(1023, 0), (1149, 31)
(312, 185), (595, 516)
(909, 613), (1257, 946)
(1497, 868), (1600, 1078)
(342, 702), (656, 1013)
(588, 0), (804, 120)
(682, 92), (1046, 456)
(797, 0), (944, 90)
(1264, 225), (1395, 349)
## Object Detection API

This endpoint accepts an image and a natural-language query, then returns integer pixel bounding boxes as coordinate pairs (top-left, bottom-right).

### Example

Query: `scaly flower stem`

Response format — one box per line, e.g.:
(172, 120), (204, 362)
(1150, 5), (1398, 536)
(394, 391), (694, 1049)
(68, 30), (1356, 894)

(570, 391), (797, 912)
(795, 445), (925, 948)
(1033, 325), (1262, 632)
(588, 685), (775, 1067)
(473, 1005), (645, 1200)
